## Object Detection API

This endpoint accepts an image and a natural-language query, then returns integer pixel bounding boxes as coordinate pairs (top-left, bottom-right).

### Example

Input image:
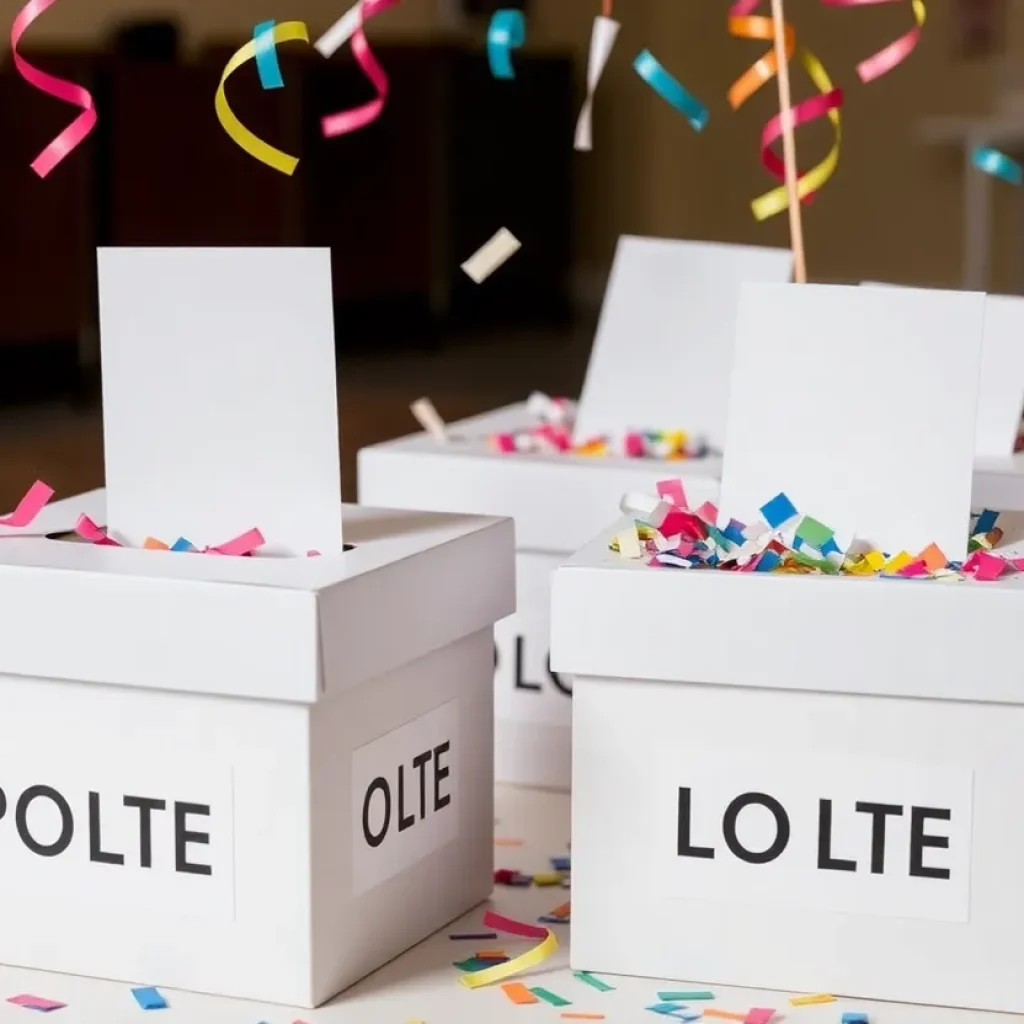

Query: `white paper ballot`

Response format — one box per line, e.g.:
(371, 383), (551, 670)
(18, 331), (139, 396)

(98, 247), (344, 555)
(574, 236), (792, 451)
(719, 283), (986, 561)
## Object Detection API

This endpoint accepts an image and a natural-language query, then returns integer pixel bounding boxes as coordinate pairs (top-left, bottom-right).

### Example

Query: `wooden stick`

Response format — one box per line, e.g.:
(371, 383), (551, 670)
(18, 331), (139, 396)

(769, 0), (807, 283)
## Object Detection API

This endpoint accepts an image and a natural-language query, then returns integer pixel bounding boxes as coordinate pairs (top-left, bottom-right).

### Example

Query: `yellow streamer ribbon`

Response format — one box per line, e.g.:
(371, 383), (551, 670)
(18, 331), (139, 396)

(751, 47), (843, 221)
(215, 21), (309, 175)
(458, 911), (559, 989)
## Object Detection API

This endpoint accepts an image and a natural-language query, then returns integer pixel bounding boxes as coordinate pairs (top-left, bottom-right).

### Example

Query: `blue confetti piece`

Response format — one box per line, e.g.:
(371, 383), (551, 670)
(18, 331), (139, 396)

(252, 20), (284, 90)
(841, 1014), (869, 1024)
(647, 1004), (689, 1017)
(550, 855), (571, 871)
(169, 537), (194, 552)
(538, 914), (570, 923)
(487, 9), (525, 80)
(755, 549), (781, 572)
(760, 492), (798, 530)
(722, 519), (746, 545)
(820, 535), (841, 557)
(972, 146), (1023, 186)
(131, 987), (168, 1010)
(974, 508), (999, 534)
(633, 49), (708, 132)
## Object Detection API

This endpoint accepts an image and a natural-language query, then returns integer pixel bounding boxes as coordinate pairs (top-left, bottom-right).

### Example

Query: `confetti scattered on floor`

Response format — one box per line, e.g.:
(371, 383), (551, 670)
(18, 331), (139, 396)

(659, 990), (715, 1001)
(574, 971), (614, 992)
(7, 994), (66, 1012)
(789, 993), (835, 1006)
(613, 481), (1020, 582)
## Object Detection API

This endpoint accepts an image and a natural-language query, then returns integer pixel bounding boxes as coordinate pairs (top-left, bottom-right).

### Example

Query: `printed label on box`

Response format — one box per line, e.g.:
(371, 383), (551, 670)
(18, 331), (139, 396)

(662, 752), (973, 922)
(494, 616), (573, 728)
(351, 698), (460, 895)
(493, 554), (572, 728)
(0, 753), (235, 921)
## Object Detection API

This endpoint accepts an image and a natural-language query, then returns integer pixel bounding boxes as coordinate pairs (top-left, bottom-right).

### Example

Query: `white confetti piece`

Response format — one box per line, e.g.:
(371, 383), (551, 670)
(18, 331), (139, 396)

(574, 16), (620, 152)
(315, 0), (363, 57)
(460, 228), (521, 284)
(410, 397), (447, 442)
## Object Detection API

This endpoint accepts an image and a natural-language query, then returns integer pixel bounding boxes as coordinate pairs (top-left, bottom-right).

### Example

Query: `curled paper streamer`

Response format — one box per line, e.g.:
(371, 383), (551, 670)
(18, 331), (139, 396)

(633, 50), (708, 132)
(820, 0), (925, 84)
(75, 514), (121, 547)
(727, 0), (795, 110)
(972, 146), (1023, 186)
(0, 481), (54, 528)
(487, 10), (525, 80)
(574, 16), (620, 151)
(215, 21), (310, 175)
(458, 910), (558, 989)
(11, 0), (98, 178)
(317, 0), (402, 138)
(253, 20), (285, 90)
(753, 48), (843, 220)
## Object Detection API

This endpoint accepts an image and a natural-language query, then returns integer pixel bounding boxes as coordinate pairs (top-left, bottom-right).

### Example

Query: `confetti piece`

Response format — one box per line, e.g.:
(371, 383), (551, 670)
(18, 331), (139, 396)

(454, 956), (509, 971)
(461, 228), (522, 283)
(206, 527), (265, 556)
(475, 949), (509, 959)
(215, 21), (309, 175)
(760, 491), (797, 529)
(550, 854), (571, 871)
(253, 20), (285, 89)
(411, 397), (448, 442)
(975, 509), (1000, 534)
(319, 0), (401, 138)
(633, 50), (708, 131)
(450, 931), (499, 940)
(727, 1), (795, 110)
(131, 987), (168, 1010)
(143, 537), (170, 550)
(502, 982), (539, 1005)
(659, 991), (715, 1001)
(531, 987), (571, 1007)
(546, 901), (570, 919)
(841, 1014), (869, 1024)
(532, 871), (564, 886)
(647, 1004), (692, 1017)
(744, 1010), (775, 1024)
(494, 836), (523, 846)
(788, 993), (835, 1006)
(574, 971), (614, 992)
(75, 514), (122, 546)
(0, 480), (54, 527)
(487, 9), (525, 79)
(11, 0), (98, 178)
(820, 0), (925, 84)
(703, 1012), (746, 1022)
(561, 1016), (605, 1021)
(575, 16), (620, 150)
(457, 910), (558, 989)
(7, 995), (66, 1012)
(972, 146), (1023, 186)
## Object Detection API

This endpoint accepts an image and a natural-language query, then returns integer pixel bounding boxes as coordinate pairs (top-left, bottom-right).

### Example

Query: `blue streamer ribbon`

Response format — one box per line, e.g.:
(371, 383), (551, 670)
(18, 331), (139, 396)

(253, 19), (285, 90)
(633, 49), (708, 132)
(972, 146), (1023, 186)
(487, 9), (525, 80)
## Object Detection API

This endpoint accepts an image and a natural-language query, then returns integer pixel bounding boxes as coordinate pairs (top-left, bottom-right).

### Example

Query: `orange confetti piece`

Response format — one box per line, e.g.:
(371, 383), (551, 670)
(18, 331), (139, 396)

(494, 837), (524, 846)
(561, 1015), (605, 1021)
(502, 982), (539, 1005)
(143, 537), (169, 550)
(704, 1012), (747, 1022)
(917, 542), (947, 572)
(548, 901), (571, 918)
(475, 949), (508, 960)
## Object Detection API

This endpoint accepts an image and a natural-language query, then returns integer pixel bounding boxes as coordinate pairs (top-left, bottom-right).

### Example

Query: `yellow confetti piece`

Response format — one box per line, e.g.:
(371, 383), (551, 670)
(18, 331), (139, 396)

(458, 914), (558, 989)
(215, 21), (309, 175)
(864, 549), (886, 572)
(789, 993), (836, 1006)
(882, 551), (913, 573)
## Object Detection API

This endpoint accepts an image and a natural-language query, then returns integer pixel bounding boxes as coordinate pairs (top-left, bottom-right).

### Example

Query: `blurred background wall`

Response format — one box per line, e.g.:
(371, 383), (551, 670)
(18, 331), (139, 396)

(7, 0), (1024, 294)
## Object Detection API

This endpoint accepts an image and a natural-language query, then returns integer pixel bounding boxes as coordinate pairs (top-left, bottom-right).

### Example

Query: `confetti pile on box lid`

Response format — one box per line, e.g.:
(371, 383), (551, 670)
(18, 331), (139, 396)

(612, 480), (1022, 582)
(490, 392), (709, 460)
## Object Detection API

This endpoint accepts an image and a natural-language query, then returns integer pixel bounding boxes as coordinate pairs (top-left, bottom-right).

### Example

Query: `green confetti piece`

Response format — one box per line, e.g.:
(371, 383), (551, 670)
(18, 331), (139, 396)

(794, 514), (834, 550)
(657, 990), (715, 1001)
(530, 987), (571, 1007)
(575, 971), (615, 992)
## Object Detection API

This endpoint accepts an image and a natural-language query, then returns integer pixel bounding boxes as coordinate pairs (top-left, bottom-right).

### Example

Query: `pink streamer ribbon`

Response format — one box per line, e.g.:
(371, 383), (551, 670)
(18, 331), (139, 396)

(0, 480), (53, 527)
(320, 0), (402, 139)
(11, 0), (98, 178)
(819, 0), (924, 84)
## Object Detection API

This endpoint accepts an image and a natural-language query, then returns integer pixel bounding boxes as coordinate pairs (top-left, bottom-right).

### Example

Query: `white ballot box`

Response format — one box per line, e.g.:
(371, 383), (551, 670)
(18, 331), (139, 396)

(0, 247), (515, 1008)
(551, 284), (1024, 1013)
(359, 236), (791, 790)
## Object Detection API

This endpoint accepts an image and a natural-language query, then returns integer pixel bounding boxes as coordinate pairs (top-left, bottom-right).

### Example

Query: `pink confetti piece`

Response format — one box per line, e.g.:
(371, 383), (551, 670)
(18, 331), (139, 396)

(971, 549), (1006, 582)
(74, 514), (121, 546)
(205, 527), (265, 556)
(895, 560), (929, 578)
(11, 0), (98, 178)
(625, 433), (645, 457)
(696, 501), (718, 523)
(657, 479), (688, 507)
(0, 480), (53, 527)
(7, 994), (66, 1011)
(744, 1010), (775, 1024)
